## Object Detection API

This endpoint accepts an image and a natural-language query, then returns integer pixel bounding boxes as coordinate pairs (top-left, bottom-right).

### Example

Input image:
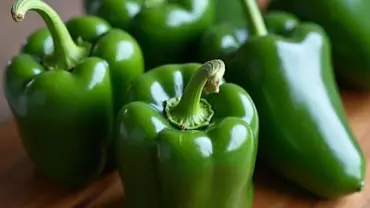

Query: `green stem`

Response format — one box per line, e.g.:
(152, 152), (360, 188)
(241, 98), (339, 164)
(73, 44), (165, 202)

(165, 59), (225, 130)
(11, 0), (89, 70)
(240, 0), (268, 36)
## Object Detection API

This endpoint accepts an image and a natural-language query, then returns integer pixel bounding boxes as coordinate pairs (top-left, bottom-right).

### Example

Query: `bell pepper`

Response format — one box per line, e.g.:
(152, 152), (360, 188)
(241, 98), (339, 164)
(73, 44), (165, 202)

(4, 0), (144, 186)
(213, 0), (246, 25)
(83, 0), (215, 70)
(197, 22), (247, 64)
(20, 15), (144, 115)
(197, 11), (298, 63)
(268, 0), (370, 91)
(224, 0), (366, 198)
(212, 0), (268, 26)
(115, 60), (258, 208)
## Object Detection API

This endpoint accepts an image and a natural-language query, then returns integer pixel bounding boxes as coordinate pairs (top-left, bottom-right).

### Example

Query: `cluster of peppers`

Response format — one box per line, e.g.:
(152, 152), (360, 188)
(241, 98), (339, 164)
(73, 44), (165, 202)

(3, 0), (368, 207)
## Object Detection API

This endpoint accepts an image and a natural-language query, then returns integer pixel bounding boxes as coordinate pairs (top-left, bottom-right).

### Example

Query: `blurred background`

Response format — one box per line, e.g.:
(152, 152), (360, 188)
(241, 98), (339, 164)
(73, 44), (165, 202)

(0, 0), (84, 123)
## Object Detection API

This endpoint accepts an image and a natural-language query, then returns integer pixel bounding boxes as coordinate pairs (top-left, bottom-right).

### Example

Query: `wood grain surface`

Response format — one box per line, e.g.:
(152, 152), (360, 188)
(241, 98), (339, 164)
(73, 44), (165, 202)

(0, 0), (370, 207)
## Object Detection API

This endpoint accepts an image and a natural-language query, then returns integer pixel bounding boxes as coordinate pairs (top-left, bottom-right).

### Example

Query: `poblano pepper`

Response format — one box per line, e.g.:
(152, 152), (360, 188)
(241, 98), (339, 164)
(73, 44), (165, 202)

(268, 0), (370, 90)
(115, 60), (258, 208)
(83, 0), (215, 70)
(225, 0), (366, 198)
(4, 0), (144, 186)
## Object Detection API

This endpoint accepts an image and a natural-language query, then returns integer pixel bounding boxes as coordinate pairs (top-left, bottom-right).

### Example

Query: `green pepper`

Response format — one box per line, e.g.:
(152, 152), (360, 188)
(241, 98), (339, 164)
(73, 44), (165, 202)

(83, 0), (215, 70)
(197, 23), (248, 63)
(115, 60), (258, 208)
(4, 0), (143, 186)
(224, 0), (366, 198)
(21, 16), (144, 115)
(268, 0), (370, 91)
(213, 0), (246, 25)
(212, 0), (269, 26)
(197, 11), (298, 63)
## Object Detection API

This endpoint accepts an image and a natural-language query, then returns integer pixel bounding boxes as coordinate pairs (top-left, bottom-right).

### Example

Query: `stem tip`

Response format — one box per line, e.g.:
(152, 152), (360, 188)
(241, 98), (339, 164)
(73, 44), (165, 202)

(10, 0), (91, 70)
(203, 59), (225, 93)
(11, 8), (24, 22)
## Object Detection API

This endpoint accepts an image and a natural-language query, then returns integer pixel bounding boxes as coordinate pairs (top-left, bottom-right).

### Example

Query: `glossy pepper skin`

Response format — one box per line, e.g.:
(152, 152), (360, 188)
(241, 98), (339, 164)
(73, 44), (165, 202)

(268, 0), (370, 91)
(224, 0), (366, 198)
(212, 0), (268, 25)
(21, 3), (144, 172)
(213, 0), (246, 25)
(197, 11), (298, 63)
(115, 60), (258, 208)
(22, 16), (144, 115)
(83, 0), (215, 70)
(4, 0), (143, 186)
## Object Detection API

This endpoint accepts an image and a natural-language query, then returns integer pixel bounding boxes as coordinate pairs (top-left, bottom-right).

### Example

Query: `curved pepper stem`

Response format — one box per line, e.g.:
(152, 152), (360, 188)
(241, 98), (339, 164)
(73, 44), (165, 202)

(240, 0), (268, 36)
(165, 59), (225, 130)
(11, 0), (90, 70)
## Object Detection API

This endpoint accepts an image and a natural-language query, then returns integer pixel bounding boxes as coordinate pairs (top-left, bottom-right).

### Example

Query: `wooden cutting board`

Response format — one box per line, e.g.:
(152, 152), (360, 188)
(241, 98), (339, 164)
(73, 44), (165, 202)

(0, 91), (369, 208)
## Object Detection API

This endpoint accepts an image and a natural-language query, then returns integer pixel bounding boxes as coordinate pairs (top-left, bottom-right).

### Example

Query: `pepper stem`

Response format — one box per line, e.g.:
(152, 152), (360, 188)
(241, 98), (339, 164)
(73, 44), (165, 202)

(165, 59), (225, 130)
(240, 0), (268, 36)
(11, 0), (90, 70)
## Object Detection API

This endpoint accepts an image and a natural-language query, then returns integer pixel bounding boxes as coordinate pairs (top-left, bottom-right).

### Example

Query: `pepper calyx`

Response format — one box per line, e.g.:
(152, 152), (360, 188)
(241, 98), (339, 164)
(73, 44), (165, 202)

(165, 59), (225, 130)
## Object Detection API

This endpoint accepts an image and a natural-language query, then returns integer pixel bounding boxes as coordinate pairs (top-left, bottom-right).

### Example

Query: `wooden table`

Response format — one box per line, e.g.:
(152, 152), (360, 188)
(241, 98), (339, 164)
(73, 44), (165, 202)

(1, 92), (370, 208)
(1, 0), (370, 207)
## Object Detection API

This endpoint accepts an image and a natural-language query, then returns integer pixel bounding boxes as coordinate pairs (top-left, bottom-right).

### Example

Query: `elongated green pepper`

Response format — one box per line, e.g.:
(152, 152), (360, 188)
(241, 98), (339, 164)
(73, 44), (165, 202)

(115, 60), (258, 207)
(268, 0), (370, 90)
(4, 0), (143, 186)
(225, 0), (366, 198)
